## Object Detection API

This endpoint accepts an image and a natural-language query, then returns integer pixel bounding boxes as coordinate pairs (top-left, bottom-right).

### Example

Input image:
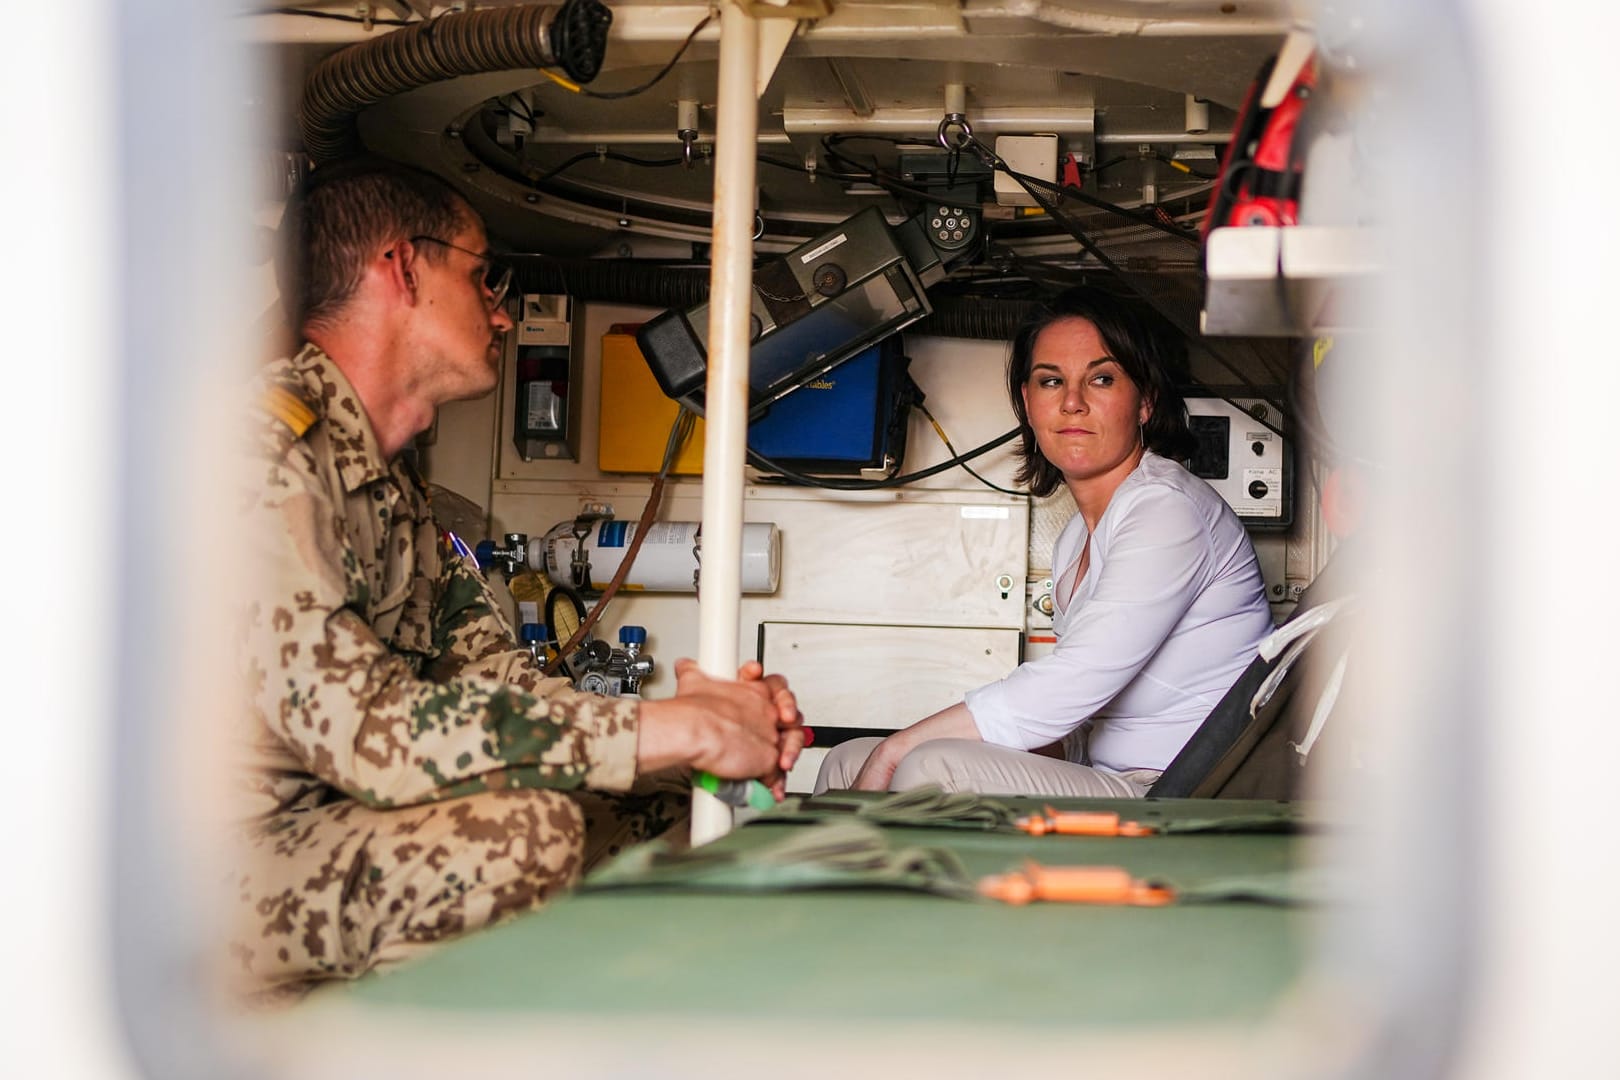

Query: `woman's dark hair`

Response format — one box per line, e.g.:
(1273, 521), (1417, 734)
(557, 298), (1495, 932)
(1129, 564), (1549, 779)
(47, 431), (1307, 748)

(1006, 286), (1196, 497)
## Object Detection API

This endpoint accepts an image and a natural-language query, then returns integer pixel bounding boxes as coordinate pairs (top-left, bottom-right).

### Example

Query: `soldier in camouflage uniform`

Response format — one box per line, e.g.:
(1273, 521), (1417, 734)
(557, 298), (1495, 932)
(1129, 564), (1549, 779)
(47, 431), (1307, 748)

(234, 159), (803, 997)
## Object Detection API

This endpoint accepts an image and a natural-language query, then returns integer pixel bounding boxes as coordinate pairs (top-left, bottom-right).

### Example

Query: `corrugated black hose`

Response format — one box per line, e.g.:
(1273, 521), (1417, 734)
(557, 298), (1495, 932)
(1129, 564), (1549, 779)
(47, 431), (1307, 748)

(298, 1), (612, 163)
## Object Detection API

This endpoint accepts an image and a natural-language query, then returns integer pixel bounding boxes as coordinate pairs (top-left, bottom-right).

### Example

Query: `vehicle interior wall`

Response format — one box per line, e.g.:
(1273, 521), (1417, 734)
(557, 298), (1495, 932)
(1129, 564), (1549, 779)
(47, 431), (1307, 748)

(419, 307), (1311, 609)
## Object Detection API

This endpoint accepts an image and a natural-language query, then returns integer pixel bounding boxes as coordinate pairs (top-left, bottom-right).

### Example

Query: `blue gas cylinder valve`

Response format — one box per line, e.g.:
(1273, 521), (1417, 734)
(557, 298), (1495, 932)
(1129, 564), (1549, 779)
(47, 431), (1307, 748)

(619, 625), (648, 646)
(519, 622), (548, 667)
(474, 533), (529, 580)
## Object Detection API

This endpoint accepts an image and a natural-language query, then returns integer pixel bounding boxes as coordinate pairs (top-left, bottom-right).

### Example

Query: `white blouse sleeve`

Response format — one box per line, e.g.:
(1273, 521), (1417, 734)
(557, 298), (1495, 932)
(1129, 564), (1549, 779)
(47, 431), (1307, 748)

(965, 485), (1213, 750)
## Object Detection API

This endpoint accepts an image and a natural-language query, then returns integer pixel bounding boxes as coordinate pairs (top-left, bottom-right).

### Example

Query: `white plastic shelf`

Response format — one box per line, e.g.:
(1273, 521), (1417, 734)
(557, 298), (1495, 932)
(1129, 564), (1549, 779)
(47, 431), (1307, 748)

(1202, 225), (1380, 337)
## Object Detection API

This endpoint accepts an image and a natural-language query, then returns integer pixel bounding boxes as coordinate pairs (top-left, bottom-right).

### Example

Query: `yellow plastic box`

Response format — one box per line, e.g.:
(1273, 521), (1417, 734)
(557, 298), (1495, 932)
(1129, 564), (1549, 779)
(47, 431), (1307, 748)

(597, 325), (706, 474)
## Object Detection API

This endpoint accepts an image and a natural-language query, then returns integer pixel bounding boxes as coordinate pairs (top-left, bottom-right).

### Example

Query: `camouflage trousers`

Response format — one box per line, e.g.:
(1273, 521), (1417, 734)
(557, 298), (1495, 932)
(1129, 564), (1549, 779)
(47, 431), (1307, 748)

(230, 776), (688, 999)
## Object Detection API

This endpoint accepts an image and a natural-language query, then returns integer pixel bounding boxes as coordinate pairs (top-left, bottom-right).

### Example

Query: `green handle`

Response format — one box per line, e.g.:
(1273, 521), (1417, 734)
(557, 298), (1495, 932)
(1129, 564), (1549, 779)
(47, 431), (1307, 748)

(694, 771), (777, 811)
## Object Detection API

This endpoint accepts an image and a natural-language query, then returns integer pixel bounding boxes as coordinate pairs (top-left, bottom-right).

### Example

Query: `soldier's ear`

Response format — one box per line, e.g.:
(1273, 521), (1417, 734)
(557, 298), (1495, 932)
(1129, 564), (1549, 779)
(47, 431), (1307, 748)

(382, 239), (420, 306)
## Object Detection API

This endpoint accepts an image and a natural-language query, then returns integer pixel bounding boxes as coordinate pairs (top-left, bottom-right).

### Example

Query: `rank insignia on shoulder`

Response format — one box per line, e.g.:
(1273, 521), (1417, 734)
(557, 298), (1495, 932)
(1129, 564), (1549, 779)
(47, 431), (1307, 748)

(262, 384), (317, 438)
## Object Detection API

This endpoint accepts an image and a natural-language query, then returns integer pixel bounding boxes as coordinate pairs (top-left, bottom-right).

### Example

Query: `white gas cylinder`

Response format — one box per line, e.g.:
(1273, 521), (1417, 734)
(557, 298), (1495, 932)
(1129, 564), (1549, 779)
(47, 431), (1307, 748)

(533, 519), (780, 593)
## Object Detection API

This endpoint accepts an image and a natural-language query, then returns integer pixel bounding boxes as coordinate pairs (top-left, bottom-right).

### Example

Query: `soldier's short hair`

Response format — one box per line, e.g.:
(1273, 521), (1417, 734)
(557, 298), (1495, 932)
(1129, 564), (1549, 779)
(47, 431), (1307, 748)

(280, 157), (472, 332)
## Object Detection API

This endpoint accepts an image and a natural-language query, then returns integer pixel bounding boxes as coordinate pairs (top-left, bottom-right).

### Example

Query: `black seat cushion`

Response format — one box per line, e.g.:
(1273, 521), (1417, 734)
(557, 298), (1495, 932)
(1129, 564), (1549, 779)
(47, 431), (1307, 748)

(1147, 546), (1356, 799)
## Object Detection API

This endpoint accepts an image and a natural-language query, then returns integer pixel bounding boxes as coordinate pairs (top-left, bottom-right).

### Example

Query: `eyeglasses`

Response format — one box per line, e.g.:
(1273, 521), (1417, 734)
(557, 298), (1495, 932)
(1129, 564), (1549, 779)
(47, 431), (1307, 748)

(408, 234), (514, 309)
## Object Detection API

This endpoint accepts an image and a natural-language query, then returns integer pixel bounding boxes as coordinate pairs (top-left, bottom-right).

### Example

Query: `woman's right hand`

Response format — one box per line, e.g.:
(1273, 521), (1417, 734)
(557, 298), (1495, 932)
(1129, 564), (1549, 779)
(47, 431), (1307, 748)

(850, 734), (908, 791)
(848, 703), (985, 791)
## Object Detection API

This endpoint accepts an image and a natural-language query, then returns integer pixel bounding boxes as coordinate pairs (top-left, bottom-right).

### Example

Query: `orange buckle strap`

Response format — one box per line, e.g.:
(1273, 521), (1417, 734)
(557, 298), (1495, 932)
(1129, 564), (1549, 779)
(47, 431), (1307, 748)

(978, 862), (1174, 906)
(1014, 807), (1157, 837)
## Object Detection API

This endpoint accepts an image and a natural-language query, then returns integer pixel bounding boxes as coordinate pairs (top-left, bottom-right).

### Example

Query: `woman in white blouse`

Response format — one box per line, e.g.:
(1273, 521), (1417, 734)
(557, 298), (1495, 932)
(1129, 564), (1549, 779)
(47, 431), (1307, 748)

(815, 288), (1273, 798)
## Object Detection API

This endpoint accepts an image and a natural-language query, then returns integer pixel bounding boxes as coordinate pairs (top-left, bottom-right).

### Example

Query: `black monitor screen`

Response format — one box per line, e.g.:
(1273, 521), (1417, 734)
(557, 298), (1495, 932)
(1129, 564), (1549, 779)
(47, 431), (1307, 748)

(746, 266), (921, 412)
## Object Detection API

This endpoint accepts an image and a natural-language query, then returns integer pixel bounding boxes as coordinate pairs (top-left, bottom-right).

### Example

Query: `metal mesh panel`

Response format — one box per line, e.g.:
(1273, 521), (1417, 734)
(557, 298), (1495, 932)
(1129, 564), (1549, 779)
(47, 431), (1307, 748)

(1028, 487), (1078, 574)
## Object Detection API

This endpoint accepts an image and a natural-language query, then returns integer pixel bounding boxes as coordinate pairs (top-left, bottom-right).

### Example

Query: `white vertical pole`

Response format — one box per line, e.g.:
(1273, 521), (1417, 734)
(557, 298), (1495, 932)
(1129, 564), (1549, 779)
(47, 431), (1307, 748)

(692, 1), (759, 846)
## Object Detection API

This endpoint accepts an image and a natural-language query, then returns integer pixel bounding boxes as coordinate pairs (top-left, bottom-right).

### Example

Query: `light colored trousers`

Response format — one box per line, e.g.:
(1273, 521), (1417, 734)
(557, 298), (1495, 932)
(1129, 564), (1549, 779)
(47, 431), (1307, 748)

(813, 737), (1161, 798)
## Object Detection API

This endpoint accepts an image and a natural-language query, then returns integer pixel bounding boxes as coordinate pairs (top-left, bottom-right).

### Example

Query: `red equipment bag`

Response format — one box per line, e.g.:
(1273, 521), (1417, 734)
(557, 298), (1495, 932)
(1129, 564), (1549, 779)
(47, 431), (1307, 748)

(1203, 45), (1318, 233)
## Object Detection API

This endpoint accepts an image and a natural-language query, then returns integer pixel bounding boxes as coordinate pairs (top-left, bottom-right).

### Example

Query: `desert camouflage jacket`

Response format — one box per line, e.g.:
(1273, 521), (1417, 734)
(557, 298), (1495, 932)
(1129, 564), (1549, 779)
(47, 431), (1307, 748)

(240, 345), (638, 819)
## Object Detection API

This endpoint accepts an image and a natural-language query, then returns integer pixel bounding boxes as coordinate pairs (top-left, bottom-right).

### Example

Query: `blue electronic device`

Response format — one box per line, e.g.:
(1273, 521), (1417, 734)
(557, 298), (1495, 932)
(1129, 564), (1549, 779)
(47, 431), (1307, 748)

(635, 207), (936, 422)
(746, 337), (913, 477)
